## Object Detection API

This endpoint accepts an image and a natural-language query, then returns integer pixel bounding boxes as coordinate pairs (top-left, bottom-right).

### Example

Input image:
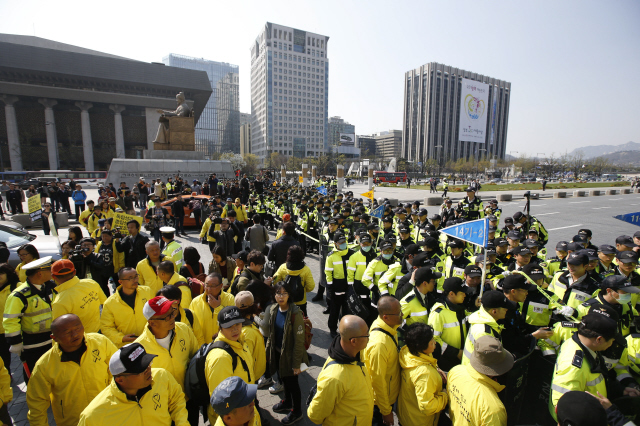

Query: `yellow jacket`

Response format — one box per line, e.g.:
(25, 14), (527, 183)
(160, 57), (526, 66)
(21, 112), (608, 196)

(222, 204), (249, 222)
(462, 307), (503, 365)
(27, 333), (118, 426)
(136, 255), (176, 295)
(86, 212), (105, 235)
(0, 283), (16, 334)
(307, 352), (374, 426)
(362, 318), (401, 416)
(0, 357), (11, 410)
(178, 306), (205, 347)
(205, 335), (255, 424)
(95, 240), (125, 274)
(242, 320), (267, 381)
(273, 263), (316, 305)
(78, 208), (94, 230)
(448, 364), (507, 426)
(15, 261), (27, 283)
(100, 285), (152, 348)
(189, 292), (235, 344)
(397, 346), (448, 426)
(199, 218), (221, 242)
(166, 272), (191, 309)
(52, 276), (107, 334)
(78, 368), (189, 426)
(134, 322), (199, 391)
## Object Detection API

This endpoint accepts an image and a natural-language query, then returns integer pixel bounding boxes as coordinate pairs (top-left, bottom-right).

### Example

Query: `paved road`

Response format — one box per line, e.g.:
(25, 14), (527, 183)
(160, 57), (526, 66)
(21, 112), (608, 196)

(5, 186), (640, 425)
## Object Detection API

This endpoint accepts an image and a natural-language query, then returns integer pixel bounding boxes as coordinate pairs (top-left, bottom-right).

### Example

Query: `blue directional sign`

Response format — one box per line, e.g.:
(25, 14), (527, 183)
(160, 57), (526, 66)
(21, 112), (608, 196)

(317, 186), (328, 196)
(370, 205), (385, 220)
(613, 212), (640, 227)
(440, 218), (489, 247)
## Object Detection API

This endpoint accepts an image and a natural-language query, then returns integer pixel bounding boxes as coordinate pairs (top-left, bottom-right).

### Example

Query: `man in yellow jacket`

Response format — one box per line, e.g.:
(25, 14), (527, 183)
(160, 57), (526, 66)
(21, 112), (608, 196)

(136, 240), (176, 294)
(204, 306), (256, 424)
(363, 296), (402, 426)
(210, 376), (261, 426)
(100, 267), (151, 348)
(0, 356), (11, 424)
(156, 260), (191, 308)
(78, 342), (189, 426)
(135, 295), (200, 424)
(190, 272), (235, 344)
(27, 314), (118, 426)
(448, 336), (513, 426)
(50, 259), (107, 334)
(308, 315), (374, 425)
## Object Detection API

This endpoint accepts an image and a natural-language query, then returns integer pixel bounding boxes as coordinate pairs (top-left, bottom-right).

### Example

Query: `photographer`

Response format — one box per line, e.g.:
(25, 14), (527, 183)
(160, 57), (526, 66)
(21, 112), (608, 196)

(94, 229), (125, 294)
(145, 196), (170, 242)
(115, 219), (150, 268)
(68, 237), (110, 296)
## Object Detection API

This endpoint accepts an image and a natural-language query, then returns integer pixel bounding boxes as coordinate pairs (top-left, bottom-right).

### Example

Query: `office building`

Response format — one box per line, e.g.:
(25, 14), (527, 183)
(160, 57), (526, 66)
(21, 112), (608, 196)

(0, 34), (211, 171)
(375, 130), (402, 160)
(163, 54), (239, 155)
(250, 22), (329, 163)
(356, 135), (377, 156)
(328, 116), (355, 147)
(240, 113), (251, 155)
(402, 62), (511, 165)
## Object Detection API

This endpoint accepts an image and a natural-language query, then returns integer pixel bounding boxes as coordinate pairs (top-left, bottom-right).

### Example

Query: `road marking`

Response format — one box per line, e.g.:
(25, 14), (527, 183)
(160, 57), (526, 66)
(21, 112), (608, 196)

(569, 201), (591, 204)
(547, 224), (583, 231)
(608, 198), (622, 201)
(592, 207), (611, 210)
(535, 212), (560, 216)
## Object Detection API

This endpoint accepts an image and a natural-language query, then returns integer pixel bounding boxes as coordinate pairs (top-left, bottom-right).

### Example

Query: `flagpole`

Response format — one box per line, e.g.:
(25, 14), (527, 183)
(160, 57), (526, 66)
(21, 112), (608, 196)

(479, 218), (488, 298)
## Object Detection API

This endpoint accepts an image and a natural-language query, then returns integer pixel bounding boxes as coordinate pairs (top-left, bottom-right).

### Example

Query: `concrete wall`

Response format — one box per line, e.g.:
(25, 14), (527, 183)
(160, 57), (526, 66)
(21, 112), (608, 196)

(106, 159), (234, 188)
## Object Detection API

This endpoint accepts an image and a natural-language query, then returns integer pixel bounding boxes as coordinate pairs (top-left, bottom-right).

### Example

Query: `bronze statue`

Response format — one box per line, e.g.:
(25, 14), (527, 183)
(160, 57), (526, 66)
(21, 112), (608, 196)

(153, 92), (192, 144)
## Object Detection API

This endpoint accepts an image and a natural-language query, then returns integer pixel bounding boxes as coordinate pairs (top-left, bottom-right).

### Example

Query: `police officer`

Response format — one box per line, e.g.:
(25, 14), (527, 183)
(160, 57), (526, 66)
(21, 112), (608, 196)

(458, 187), (483, 220)
(325, 232), (353, 337)
(400, 267), (441, 328)
(443, 239), (470, 280)
(347, 234), (378, 325)
(160, 226), (184, 269)
(549, 252), (600, 311)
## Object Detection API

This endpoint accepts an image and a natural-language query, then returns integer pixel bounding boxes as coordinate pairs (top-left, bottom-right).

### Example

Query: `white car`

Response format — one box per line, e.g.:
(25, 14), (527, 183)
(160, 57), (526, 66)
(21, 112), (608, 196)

(0, 224), (62, 267)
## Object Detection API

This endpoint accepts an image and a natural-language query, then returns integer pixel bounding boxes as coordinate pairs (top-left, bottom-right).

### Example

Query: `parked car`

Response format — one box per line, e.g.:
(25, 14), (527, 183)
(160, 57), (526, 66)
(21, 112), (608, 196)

(0, 224), (62, 267)
(490, 178), (503, 183)
(144, 194), (210, 228)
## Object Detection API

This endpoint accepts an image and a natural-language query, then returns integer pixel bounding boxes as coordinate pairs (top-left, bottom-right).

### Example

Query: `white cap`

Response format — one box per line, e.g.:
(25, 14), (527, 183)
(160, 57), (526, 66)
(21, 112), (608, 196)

(159, 227), (175, 233)
(22, 256), (53, 270)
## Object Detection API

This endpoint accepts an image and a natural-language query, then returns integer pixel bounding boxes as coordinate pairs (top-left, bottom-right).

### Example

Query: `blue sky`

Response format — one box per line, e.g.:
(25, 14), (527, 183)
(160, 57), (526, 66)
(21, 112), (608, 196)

(1, 0), (638, 156)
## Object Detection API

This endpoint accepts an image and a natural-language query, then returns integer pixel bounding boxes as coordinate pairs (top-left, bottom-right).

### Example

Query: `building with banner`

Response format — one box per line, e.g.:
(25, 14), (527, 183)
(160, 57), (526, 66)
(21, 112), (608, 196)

(0, 34), (212, 171)
(250, 22), (329, 164)
(163, 54), (239, 155)
(402, 62), (511, 165)
(328, 116), (355, 147)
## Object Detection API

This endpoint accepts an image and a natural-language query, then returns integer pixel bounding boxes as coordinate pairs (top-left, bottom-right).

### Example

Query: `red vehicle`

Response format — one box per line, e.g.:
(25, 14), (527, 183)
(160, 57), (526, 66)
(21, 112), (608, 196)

(374, 171), (407, 183)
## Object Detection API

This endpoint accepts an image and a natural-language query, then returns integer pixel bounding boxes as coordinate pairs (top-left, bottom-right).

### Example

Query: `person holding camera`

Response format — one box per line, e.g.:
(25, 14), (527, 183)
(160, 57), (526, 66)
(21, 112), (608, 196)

(68, 237), (110, 297)
(145, 196), (170, 242)
(115, 219), (150, 268)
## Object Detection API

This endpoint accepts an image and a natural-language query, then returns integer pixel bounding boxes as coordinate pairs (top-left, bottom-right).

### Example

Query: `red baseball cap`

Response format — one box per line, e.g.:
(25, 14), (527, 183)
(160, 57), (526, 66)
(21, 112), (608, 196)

(51, 259), (76, 276)
(143, 296), (174, 320)
(282, 213), (291, 221)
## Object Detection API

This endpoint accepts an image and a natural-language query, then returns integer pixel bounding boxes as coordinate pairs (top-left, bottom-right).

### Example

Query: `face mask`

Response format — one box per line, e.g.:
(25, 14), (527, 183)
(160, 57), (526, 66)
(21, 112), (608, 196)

(616, 292), (632, 305)
(361, 245), (372, 252)
(382, 253), (393, 260)
(338, 243), (347, 251)
(322, 215), (330, 221)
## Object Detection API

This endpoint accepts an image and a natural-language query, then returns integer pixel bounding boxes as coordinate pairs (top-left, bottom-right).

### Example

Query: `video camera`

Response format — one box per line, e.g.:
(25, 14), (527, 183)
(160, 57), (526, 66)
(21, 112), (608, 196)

(113, 227), (124, 239)
(69, 244), (90, 262)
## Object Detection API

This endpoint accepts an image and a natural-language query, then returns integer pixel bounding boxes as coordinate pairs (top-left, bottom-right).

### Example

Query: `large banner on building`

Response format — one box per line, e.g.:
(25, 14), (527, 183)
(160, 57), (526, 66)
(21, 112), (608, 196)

(459, 78), (489, 143)
(339, 133), (355, 146)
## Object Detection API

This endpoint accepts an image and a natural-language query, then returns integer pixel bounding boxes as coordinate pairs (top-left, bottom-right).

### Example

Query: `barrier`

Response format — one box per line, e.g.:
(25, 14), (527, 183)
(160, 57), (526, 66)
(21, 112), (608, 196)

(378, 198), (398, 207)
(605, 189), (616, 195)
(530, 193), (540, 200)
(424, 197), (442, 206)
(573, 190), (585, 197)
(498, 194), (512, 201)
(589, 190), (600, 196)
(11, 212), (69, 228)
(553, 192), (566, 198)
(635, 188), (640, 194)
(622, 188), (631, 194)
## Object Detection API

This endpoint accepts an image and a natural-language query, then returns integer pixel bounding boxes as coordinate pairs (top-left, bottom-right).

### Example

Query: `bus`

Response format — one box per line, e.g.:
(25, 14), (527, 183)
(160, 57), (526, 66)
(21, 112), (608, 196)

(0, 171), (28, 183)
(374, 171), (407, 184)
(25, 170), (108, 185)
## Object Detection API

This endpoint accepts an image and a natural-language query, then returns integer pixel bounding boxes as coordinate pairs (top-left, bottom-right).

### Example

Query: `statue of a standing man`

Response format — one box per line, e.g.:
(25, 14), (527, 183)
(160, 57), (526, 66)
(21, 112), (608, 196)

(153, 92), (192, 144)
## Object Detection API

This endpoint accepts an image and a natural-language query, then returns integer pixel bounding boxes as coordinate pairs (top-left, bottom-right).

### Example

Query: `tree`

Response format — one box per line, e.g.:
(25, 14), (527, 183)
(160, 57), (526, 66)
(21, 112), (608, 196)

(424, 159), (438, 176)
(220, 152), (245, 171)
(242, 153), (260, 175)
(269, 152), (287, 170)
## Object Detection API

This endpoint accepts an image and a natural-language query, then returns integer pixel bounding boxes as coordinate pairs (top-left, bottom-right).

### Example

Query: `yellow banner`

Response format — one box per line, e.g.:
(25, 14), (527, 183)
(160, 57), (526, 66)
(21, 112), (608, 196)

(112, 212), (143, 236)
(298, 176), (303, 183)
(360, 190), (374, 201)
(28, 195), (42, 222)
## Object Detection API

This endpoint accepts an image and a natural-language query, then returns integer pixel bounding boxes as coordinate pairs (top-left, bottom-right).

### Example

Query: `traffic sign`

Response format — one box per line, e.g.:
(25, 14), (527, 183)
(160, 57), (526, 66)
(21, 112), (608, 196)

(613, 212), (640, 227)
(317, 186), (328, 196)
(440, 218), (489, 247)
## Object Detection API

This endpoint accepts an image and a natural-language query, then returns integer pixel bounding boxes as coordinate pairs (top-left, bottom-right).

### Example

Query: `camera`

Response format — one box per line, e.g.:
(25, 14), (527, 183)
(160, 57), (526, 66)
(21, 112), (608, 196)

(524, 191), (531, 198)
(113, 227), (123, 239)
(69, 245), (85, 262)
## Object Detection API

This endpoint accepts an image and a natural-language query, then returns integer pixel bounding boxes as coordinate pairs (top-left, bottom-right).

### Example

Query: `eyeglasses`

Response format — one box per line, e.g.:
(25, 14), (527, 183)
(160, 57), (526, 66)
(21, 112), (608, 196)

(350, 335), (370, 340)
(205, 282), (223, 289)
(153, 308), (177, 322)
(275, 292), (289, 298)
(121, 274), (139, 281)
(385, 312), (403, 317)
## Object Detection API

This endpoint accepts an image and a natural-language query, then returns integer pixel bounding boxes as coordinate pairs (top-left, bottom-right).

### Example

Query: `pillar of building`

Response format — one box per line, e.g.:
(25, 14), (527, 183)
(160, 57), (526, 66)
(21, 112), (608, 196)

(75, 102), (95, 171)
(109, 104), (126, 158)
(311, 165), (317, 183)
(38, 98), (59, 170)
(337, 164), (345, 192)
(1, 96), (23, 171)
(281, 165), (286, 184)
(368, 167), (374, 190)
(302, 164), (309, 187)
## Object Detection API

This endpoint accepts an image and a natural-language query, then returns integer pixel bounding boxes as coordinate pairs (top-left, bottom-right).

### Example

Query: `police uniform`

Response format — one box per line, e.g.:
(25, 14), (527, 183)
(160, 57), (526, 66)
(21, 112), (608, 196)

(160, 227), (184, 268)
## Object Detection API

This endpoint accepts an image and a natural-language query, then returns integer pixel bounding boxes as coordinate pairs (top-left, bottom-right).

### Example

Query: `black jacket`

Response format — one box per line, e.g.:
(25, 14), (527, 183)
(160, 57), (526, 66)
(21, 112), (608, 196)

(268, 235), (301, 270)
(116, 233), (150, 268)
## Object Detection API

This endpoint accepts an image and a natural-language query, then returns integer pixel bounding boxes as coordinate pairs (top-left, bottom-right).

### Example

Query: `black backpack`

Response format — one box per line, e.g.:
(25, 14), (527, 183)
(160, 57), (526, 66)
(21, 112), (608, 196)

(285, 274), (305, 303)
(184, 341), (251, 406)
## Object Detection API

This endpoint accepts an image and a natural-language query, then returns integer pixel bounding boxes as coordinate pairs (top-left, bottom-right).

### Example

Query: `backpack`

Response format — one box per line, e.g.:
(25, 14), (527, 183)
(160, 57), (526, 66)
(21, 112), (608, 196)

(175, 279), (204, 299)
(285, 274), (305, 303)
(291, 313), (313, 351)
(184, 341), (252, 406)
(306, 359), (365, 407)
(186, 263), (207, 282)
(346, 285), (368, 320)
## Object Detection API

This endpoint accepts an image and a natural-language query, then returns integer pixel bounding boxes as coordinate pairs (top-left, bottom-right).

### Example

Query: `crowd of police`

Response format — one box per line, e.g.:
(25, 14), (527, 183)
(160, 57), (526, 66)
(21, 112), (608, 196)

(0, 177), (638, 426)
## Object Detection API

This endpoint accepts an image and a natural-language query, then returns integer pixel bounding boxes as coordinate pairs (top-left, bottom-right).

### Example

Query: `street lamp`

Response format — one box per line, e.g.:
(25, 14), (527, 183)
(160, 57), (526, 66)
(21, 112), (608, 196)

(476, 148), (486, 179)
(435, 145), (443, 177)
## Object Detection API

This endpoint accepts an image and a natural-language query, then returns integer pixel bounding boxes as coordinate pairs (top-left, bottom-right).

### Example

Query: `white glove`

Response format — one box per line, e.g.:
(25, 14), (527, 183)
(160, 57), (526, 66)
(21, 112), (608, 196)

(554, 306), (575, 317)
(9, 343), (23, 355)
(501, 270), (512, 277)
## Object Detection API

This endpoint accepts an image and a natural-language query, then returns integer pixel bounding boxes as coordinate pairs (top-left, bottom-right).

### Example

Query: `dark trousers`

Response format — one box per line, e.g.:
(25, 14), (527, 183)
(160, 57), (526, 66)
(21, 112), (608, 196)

(186, 398), (201, 426)
(0, 335), (11, 377)
(328, 291), (349, 333)
(174, 216), (185, 234)
(21, 343), (51, 384)
(274, 351), (302, 414)
(296, 302), (307, 317)
(9, 201), (22, 215)
(152, 228), (161, 242)
(0, 405), (12, 426)
(372, 405), (385, 426)
(193, 211), (201, 228)
(75, 203), (85, 219)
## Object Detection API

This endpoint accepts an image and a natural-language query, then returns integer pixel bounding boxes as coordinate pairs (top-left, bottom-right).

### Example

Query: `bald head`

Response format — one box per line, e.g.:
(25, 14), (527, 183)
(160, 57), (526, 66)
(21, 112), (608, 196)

(377, 296), (400, 316)
(51, 314), (82, 336)
(338, 315), (368, 341)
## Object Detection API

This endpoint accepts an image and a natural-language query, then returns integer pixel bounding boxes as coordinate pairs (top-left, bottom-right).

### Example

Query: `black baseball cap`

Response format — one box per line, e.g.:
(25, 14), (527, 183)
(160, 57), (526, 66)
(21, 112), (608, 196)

(504, 217), (514, 224)
(507, 231), (521, 240)
(513, 246), (532, 256)
(109, 343), (157, 375)
(579, 249), (598, 261)
(398, 226), (410, 234)
(556, 391), (607, 426)
(415, 267), (442, 284)
(634, 230), (640, 239)
(599, 244), (616, 255)
(513, 211), (524, 221)
(419, 209), (429, 216)
(481, 290), (517, 310)
(600, 275), (640, 293)
(443, 277), (467, 294)
(566, 252), (588, 265)
(386, 235), (397, 243)
(448, 239), (465, 249)
(578, 228), (593, 238)
(616, 250), (639, 264)
(464, 265), (483, 277)
(581, 309), (618, 338)
(555, 241), (569, 251)
(487, 215), (497, 221)
(523, 239), (539, 249)
(615, 235), (637, 247)
(430, 214), (442, 221)
(232, 250), (248, 263)
(465, 187), (475, 192)
(566, 242), (584, 252)
(218, 306), (244, 329)
(210, 376), (258, 417)
(411, 251), (431, 267)
(522, 263), (545, 281)
(572, 234), (588, 244)
(502, 274), (535, 292)
(380, 241), (393, 251)
(334, 232), (346, 243)
(360, 234), (372, 244)
(495, 237), (508, 247)
(405, 244), (421, 256)
(421, 236), (439, 249)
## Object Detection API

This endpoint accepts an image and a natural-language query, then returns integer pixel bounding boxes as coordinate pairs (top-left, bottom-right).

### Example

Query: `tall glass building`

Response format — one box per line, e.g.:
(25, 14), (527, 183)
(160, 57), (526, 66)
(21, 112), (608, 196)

(163, 54), (240, 155)
(250, 22), (329, 163)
